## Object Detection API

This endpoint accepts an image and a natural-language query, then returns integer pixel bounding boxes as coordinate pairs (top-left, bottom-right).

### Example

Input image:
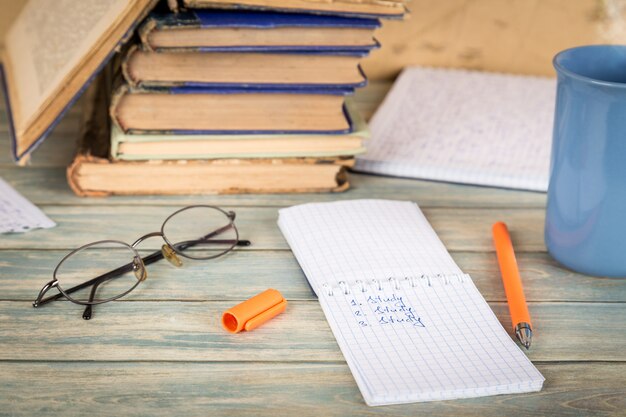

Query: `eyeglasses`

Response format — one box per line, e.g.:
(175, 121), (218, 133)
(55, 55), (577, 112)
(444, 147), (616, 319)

(33, 205), (250, 320)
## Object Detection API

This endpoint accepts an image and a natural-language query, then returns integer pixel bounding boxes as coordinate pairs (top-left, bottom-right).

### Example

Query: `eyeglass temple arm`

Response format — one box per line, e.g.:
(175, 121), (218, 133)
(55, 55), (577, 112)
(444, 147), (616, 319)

(175, 222), (251, 253)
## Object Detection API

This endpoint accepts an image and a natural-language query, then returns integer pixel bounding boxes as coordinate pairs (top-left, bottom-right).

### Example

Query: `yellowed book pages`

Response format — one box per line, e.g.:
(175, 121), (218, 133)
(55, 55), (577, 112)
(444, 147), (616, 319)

(142, 25), (376, 51)
(69, 158), (350, 196)
(182, 0), (406, 17)
(111, 99), (368, 160)
(110, 84), (350, 133)
(123, 47), (365, 88)
(68, 70), (351, 196)
(3, 0), (157, 163)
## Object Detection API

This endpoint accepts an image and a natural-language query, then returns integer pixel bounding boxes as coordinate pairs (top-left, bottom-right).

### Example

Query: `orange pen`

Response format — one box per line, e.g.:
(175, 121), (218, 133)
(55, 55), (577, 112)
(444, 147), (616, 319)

(492, 222), (533, 349)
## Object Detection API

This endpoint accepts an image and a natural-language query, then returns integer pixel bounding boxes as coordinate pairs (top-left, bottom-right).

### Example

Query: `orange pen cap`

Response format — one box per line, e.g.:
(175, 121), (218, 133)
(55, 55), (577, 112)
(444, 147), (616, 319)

(221, 289), (287, 333)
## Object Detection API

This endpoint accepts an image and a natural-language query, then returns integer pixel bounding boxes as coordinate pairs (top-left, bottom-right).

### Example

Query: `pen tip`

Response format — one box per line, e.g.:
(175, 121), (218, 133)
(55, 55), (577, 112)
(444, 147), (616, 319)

(515, 323), (532, 350)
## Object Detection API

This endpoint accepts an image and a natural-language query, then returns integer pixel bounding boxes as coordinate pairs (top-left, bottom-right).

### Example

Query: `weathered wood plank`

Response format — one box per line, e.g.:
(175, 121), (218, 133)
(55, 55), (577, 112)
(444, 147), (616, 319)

(0, 362), (624, 417)
(0, 167), (546, 208)
(0, 206), (548, 251)
(1, 250), (623, 303)
(0, 301), (623, 362)
(0, 98), (82, 168)
(0, 130), (79, 167)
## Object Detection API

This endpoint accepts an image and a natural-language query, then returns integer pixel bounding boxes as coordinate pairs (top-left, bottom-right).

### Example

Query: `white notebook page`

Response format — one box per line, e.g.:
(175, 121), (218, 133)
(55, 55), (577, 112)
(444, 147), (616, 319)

(355, 67), (555, 192)
(278, 199), (462, 293)
(278, 200), (544, 406)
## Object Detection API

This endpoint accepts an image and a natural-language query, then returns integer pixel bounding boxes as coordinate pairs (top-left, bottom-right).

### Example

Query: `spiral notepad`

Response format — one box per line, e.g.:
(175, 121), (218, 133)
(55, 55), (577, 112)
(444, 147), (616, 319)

(278, 199), (544, 406)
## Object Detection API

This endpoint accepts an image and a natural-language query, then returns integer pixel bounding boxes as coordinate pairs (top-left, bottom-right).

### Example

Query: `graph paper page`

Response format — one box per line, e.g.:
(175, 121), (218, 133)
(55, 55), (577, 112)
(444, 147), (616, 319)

(278, 199), (462, 292)
(354, 67), (555, 192)
(278, 200), (544, 405)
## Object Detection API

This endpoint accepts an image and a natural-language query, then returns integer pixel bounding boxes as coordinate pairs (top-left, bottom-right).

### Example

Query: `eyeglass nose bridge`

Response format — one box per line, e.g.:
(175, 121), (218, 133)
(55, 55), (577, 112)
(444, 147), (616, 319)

(132, 231), (183, 268)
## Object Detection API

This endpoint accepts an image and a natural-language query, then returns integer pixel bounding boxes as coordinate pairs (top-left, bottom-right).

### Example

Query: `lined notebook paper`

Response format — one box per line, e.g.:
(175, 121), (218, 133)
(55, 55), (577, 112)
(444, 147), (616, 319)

(278, 200), (544, 406)
(355, 67), (555, 192)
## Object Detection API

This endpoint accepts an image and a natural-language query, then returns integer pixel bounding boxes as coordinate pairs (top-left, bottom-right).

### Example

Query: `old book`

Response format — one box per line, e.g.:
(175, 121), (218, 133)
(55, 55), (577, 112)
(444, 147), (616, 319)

(122, 46), (366, 89)
(138, 9), (380, 53)
(2, 0), (158, 163)
(110, 84), (352, 134)
(68, 74), (351, 196)
(176, 0), (407, 18)
(111, 100), (368, 160)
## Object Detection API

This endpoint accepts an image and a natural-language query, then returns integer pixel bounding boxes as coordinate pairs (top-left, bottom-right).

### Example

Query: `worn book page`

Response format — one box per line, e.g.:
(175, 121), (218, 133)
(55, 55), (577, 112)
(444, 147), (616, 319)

(5, 0), (129, 135)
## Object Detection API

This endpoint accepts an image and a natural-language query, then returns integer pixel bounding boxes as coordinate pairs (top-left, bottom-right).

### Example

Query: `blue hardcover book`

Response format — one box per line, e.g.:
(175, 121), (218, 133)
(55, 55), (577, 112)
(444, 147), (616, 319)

(139, 9), (381, 53)
(1, 0), (158, 164)
(122, 45), (369, 90)
(111, 84), (354, 135)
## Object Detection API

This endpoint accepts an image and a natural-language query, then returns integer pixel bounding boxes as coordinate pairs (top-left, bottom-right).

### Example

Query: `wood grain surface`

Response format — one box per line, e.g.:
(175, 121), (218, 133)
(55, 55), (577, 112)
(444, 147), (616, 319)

(1, 82), (625, 416)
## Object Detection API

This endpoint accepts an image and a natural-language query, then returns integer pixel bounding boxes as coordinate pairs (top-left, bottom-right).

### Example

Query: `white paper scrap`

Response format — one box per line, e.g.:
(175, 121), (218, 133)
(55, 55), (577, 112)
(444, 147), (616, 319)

(0, 178), (56, 234)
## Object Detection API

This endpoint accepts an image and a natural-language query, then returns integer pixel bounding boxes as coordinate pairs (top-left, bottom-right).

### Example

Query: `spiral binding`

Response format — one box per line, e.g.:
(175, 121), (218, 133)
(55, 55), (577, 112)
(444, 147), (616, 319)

(321, 273), (468, 297)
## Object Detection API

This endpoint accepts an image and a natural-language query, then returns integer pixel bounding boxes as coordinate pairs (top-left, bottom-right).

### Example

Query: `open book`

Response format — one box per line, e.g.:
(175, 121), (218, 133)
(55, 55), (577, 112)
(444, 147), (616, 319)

(278, 199), (544, 405)
(2, 0), (156, 163)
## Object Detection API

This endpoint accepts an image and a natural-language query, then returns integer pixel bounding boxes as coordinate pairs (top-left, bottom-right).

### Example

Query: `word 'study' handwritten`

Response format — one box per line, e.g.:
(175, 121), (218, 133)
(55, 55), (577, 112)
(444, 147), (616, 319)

(349, 292), (425, 328)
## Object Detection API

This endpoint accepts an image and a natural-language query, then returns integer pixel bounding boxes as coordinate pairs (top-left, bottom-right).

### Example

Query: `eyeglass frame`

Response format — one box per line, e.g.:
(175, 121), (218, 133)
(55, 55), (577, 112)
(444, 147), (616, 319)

(33, 205), (250, 320)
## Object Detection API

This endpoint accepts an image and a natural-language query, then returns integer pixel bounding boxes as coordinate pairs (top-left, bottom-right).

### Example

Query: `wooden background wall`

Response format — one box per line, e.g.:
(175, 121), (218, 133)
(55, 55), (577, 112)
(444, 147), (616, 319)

(1, 0), (625, 80)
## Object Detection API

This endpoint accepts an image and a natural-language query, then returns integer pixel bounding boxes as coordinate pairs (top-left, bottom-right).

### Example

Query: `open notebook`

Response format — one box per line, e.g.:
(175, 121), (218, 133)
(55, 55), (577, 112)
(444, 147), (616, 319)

(278, 199), (544, 406)
(354, 67), (555, 192)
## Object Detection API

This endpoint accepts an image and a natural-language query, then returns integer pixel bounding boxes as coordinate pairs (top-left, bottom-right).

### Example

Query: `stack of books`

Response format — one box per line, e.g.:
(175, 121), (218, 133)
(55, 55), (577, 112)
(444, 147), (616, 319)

(3, 0), (407, 196)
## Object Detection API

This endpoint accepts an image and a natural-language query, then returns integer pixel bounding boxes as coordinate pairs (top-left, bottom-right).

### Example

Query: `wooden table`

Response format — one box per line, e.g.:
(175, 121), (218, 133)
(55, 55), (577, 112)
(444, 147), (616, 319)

(1, 83), (624, 417)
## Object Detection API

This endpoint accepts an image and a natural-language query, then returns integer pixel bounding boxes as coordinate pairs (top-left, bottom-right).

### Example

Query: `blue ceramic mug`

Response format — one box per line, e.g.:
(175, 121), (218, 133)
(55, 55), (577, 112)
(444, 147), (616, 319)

(546, 45), (626, 277)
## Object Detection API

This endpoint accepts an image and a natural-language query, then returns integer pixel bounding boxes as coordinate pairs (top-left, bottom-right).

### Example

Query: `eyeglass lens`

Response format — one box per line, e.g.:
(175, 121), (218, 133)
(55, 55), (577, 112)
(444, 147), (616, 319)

(162, 206), (239, 260)
(55, 241), (143, 304)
